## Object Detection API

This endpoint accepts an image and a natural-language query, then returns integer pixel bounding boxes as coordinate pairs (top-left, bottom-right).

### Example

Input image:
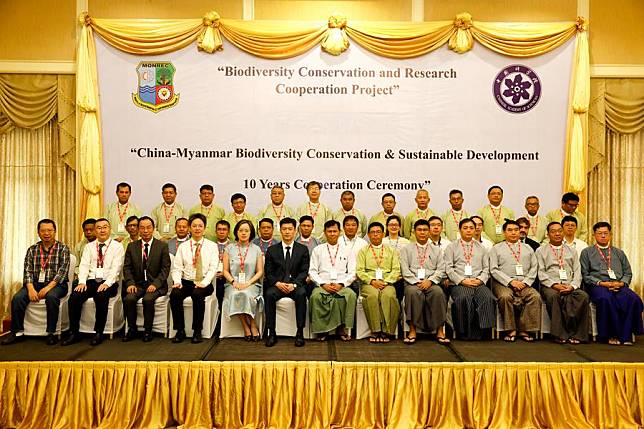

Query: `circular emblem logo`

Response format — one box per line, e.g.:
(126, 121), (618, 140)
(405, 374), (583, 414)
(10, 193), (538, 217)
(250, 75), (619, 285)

(157, 87), (172, 102)
(493, 65), (541, 113)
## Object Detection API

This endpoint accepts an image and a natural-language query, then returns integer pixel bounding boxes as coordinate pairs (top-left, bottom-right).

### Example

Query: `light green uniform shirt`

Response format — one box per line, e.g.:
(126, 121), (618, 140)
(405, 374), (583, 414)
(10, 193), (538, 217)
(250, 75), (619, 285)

(476, 204), (515, 244)
(403, 207), (437, 241)
(223, 211), (257, 241)
(545, 209), (588, 242)
(150, 202), (186, 240)
(257, 203), (295, 240)
(296, 201), (333, 241)
(523, 214), (548, 243)
(104, 201), (142, 239)
(356, 244), (401, 286)
(189, 203), (225, 242)
(441, 209), (470, 241)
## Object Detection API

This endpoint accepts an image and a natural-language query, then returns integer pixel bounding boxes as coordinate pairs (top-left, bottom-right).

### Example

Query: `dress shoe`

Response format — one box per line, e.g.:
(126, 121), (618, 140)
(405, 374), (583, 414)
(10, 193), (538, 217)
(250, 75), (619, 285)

(61, 332), (81, 346)
(172, 330), (186, 343)
(294, 335), (305, 347)
(90, 334), (104, 346)
(265, 334), (277, 347)
(1, 333), (24, 346)
(142, 332), (153, 342)
(122, 329), (138, 342)
(46, 333), (58, 346)
(191, 332), (203, 344)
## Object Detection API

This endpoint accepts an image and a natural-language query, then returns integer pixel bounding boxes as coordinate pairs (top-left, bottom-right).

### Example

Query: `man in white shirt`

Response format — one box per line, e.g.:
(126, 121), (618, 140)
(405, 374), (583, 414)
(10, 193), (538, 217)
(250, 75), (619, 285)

(340, 215), (368, 332)
(151, 183), (186, 241)
(561, 215), (588, 256)
(471, 215), (494, 250)
(169, 213), (219, 343)
(428, 216), (451, 252)
(63, 218), (125, 346)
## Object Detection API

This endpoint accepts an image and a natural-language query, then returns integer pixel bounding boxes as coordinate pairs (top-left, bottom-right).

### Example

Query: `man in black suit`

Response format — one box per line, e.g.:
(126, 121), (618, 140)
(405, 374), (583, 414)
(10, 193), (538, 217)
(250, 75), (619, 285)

(517, 217), (541, 251)
(122, 216), (171, 342)
(263, 217), (310, 347)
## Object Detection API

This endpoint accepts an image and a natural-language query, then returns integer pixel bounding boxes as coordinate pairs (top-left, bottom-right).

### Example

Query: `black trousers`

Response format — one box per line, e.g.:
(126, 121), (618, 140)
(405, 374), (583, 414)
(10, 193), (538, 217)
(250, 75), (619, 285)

(10, 282), (68, 333)
(122, 284), (164, 333)
(169, 279), (214, 333)
(264, 285), (307, 332)
(214, 276), (225, 337)
(68, 279), (118, 335)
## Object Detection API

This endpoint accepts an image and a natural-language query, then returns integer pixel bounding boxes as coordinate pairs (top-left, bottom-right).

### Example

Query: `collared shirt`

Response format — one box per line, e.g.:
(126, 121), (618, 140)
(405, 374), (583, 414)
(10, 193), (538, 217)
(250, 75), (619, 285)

(281, 241), (296, 259)
(171, 237), (219, 285)
(104, 201), (142, 238)
(309, 242), (356, 286)
(400, 241), (445, 285)
(23, 240), (71, 285)
(78, 238), (125, 286)
(488, 240), (537, 286)
(430, 236), (452, 252)
(536, 243), (581, 289)
(168, 235), (190, 256)
(151, 201), (186, 239)
(340, 235), (368, 258)
(444, 239), (490, 285)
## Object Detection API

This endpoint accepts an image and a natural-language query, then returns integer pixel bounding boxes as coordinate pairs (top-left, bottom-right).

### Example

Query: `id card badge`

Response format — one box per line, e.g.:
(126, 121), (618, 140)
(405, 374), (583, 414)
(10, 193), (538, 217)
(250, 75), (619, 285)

(38, 271), (46, 283)
(495, 224), (502, 235)
(607, 269), (617, 280)
(417, 268), (426, 280)
(163, 224), (170, 233)
(464, 265), (473, 276)
(217, 261), (223, 273)
(515, 264), (524, 276)
(375, 268), (384, 280)
(117, 223), (125, 233)
(238, 272), (246, 283)
(558, 269), (568, 281)
(94, 267), (105, 280)
(329, 269), (338, 280)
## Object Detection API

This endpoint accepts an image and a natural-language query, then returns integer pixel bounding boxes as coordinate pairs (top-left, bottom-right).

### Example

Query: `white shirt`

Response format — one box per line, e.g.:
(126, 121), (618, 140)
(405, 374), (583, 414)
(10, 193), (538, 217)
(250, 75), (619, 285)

(171, 237), (219, 285)
(78, 238), (125, 287)
(281, 241), (296, 258)
(564, 237), (588, 256)
(478, 236), (494, 250)
(309, 242), (356, 286)
(430, 236), (452, 252)
(341, 235), (368, 259)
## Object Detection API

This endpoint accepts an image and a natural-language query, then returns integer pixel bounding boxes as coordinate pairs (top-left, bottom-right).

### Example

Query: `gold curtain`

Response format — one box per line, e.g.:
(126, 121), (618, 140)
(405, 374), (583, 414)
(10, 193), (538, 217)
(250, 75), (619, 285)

(0, 361), (642, 429)
(77, 12), (588, 217)
(0, 121), (76, 323)
(0, 74), (57, 133)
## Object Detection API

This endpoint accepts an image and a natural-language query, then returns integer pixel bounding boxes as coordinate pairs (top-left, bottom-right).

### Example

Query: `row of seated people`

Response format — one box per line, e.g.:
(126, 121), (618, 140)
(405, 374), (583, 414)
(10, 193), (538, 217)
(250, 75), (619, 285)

(2, 211), (642, 347)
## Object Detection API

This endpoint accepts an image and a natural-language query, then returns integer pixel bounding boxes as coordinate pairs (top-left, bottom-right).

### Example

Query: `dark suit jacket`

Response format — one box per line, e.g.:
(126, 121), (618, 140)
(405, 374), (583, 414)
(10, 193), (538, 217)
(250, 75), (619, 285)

(123, 238), (171, 295)
(264, 241), (310, 290)
(523, 237), (540, 252)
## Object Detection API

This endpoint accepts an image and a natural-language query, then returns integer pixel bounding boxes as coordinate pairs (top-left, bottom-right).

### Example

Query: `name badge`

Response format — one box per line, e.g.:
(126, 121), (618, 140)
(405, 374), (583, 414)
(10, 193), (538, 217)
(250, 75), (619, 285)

(375, 268), (384, 280)
(117, 223), (125, 233)
(558, 269), (568, 281)
(329, 269), (338, 280)
(495, 224), (502, 235)
(163, 224), (170, 233)
(515, 265), (524, 276)
(607, 269), (617, 280)
(38, 271), (46, 283)
(464, 265), (473, 276)
(238, 272), (246, 284)
(95, 267), (105, 280)
(417, 268), (426, 280)
(217, 261), (223, 272)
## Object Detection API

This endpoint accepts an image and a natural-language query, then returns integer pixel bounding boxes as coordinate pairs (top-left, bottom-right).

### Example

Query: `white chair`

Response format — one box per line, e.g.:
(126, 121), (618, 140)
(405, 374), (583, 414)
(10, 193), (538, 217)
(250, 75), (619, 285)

(355, 296), (398, 339)
(274, 297), (312, 338)
(219, 297), (264, 338)
(23, 254), (76, 337)
(134, 254), (173, 336)
(79, 284), (125, 339)
(169, 294), (219, 339)
(590, 303), (598, 339)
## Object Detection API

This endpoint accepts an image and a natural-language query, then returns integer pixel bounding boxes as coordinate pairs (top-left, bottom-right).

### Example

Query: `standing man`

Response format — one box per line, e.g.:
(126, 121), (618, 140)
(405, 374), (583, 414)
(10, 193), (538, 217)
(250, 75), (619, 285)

(546, 192), (588, 242)
(403, 189), (436, 240)
(63, 218), (125, 346)
(263, 217), (310, 347)
(189, 184), (225, 242)
(441, 189), (470, 241)
(428, 216), (451, 252)
(122, 216), (171, 342)
(309, 220), (357, 341)
(523, 196), (547, 243)
(295, 215), (319, 254)
(356, 222), (401, 343)
(488, 220), (541, 342)
(296, 181), (333, 241)
(253, 218), (280, 257)
(477, 185), (515, 244)
(369, 193), (403, 237)
(334, 190), (368, 238)
(105, 182), (141, 242)
(167, 217), (190, 256)
(257, 185), (295, 241)
(537, 222), (589, 344)
(151, 183), (186, 241)
(2, 220), (70, 346)
(580, 222), (643, 345)
(561, 215), (588, 256)
(223, 193), (257, 241)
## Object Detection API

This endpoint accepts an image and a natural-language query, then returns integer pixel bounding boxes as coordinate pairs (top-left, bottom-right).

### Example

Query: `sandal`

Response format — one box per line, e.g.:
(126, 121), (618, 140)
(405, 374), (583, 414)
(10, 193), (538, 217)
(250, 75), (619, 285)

(403, 336), (417, 345)
(568, 338), (580, 345)
(317, 333), (328, 342)
(369, 336), (379, 344)
(340, 334), (352, 342)
(503, 335), (516, 342)
(380, 335), (390, 343)
(520, 334), (534, 342)
(437, 336), (450, 345)
(554, 338), (567, 344)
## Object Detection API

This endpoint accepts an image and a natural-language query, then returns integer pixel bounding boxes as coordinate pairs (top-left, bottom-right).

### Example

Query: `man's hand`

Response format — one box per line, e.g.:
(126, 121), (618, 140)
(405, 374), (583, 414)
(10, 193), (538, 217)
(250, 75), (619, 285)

(460, 279), (478, 288)
(195, 282), (206, 289)
(127, 285), (137, 294)
(510, 280), (526, 291)
(322, 284), (335, 294)
(97, 283), (110, 292)
(276, 282), (290, 293)
(370, 279), (386, 290)
(418, 279), (432, 290)
(172, 283), (182, 289)
(146, 285), (157, 293)
(74, 283), (87, 293)
(27, 285), (39, 302)
(216, 272), (223, 279)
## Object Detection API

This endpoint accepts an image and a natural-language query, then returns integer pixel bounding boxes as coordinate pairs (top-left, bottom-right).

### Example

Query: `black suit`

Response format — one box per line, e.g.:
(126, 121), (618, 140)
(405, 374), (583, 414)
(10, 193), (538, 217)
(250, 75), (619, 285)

(263, 241), (310, 332)
(122, 238), (171, 333)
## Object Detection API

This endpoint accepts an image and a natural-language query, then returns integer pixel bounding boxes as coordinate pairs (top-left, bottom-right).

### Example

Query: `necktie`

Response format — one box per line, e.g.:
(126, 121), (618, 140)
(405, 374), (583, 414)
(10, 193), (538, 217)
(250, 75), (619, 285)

(195, 243), (203, 283)
(98, 243), (105, 268)
(284, 246), (292, 282)
(143, 243), (149, 278)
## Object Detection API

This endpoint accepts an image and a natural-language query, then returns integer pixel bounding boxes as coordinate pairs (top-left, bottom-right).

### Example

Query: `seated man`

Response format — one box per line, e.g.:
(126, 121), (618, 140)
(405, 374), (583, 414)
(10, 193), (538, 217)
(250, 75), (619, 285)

(489, 220), (541, 342)
(537, 222), (589, 344)
(167, 217), (190, 256)
(213, 220), (231, 338)
(1, 219), (71, 346)
(516, 217), (541, 251)
(356, 222), (401, 343)
(562, 215), (588, 256)
(309, 220), (357, 341)
(253, 218), (280, 256)
(580, 222), (643, 345)
(263, 217), (310, 347)
(74, 218), (96, 276)
(471, 215), (494, 250)
(400, 219), (448, 345)
(63, 218), (125, 346)
(340, 215), (368, 298)
(295, 215), (319, 254)
(122, 216), (171, 342)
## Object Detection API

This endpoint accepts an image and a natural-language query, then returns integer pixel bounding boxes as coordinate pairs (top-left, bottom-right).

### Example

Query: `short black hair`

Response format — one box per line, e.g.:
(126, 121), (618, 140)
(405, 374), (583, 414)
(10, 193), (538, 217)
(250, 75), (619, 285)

(414, 219), (430, 229)
(449, 189), (463, 197)
(459, 218), (475, 229)
(428, 216), (443, 225)
(306, 181), (321, 190)
(502, 219), (520, 231)
(258, 218), (274, 227)
(233, 219), (256, 241)
(381, 193), (396, 202)
(487, 185), (503, 194)
(593, 221), (611, 232)
(199, 184), (214, 193)
(138, 215), (155, 228)
(324, 220), (341, 230)
(230, 193), (246, 203)
(299, 215), (314, 225)
(216, 219), (230, 230)
(546, 221), (561, 233)
(175, 217), (188, 226)
(340, 190), (355, 198)
(516, 217), (530, 227)
(188, 213), (207, 227)
(81, 218), (96, 228)
(561, 215), (578, 226)
(562, 192), (580, 203)
(126, 215), (139, 225)
(116, 182), (131, 192)
(368, 222), (384, 233)
(385, 215), (402, 226)
(343, 215), (359, 226)
(37, 218), (56, 231)
(280, 217), (297, 228)
(162, 183), (176, 192)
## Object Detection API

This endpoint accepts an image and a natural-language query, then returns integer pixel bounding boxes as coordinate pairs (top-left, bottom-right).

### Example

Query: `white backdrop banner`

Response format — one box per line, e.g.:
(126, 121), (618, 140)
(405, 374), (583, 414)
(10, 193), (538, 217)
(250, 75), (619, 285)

(96, 36), (574, 217)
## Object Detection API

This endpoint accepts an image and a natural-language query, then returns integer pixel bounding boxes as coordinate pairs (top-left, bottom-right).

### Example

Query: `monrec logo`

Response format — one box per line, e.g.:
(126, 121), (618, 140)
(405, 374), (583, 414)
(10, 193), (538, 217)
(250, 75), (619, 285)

(493, 65), (541, 114)
(132, 61), (179, 113)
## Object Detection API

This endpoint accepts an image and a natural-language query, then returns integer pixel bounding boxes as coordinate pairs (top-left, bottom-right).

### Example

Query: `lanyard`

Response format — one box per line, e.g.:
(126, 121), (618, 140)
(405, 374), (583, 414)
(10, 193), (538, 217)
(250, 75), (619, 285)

(451, 209), (463, 226)
(529, 215), (539, 236)
(459, 239), (474, 265)
(236, 243), (251, 271)
(505, 241), (522, 264)
(489, 205), (502, 225)
(162, 203), (175, 222)
(96, 240), (111, 268)
(549, 244), (565, 269)
(326, 244), (340, 267)
(217, 241), (228, 261)
(201, 205), (213, 217)
(369, 245), (384, 268)
(416, 244), (429, 266)
(141, 241), (150, 263)
(260, 239), (273, 255)
(595, 245), (612, 270)
(39, 242), (58, 271)
(308, 202), (320, 218)
(117, 203), (129, 223)
(271, 205), (284, 220)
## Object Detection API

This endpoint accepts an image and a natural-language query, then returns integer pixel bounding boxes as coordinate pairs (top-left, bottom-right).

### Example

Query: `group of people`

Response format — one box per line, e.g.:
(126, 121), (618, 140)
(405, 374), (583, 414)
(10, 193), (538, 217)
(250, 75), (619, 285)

(2, 182), (642, 348)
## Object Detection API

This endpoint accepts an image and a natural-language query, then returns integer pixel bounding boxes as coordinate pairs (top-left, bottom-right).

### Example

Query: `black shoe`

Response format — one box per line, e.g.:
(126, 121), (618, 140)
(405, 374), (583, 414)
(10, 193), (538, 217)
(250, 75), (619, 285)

(90, 334), (104, 346)
(46, 334), (58, 346)
(294, 335), (305, 347)
(61, 333), (81, 346)
(142, 332), (153, 342)
(122, 329), (138, 342)
(172, 330), (186, 343)
(1, 333), (24, 345)
(191, 332), (203, 344)
(265, 334), (277, 347)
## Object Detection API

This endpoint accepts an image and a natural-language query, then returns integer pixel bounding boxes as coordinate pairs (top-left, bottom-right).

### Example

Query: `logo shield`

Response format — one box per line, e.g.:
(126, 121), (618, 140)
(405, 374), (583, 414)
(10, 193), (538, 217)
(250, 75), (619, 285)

(132, 62), (179, 112)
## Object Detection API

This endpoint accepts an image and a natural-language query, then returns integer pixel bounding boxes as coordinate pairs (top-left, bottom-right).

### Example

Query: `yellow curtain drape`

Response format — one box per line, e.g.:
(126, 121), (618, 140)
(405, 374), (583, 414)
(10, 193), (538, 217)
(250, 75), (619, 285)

(0, 361), (642, 429)
(0, 74), (58, 133)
